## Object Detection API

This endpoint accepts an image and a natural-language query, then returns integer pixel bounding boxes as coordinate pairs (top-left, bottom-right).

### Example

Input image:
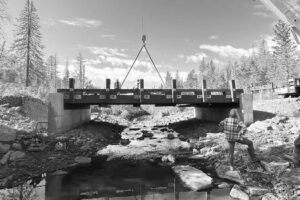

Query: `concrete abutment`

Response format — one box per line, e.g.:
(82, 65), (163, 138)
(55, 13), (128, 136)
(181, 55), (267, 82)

(194, 94), (253, 125)
(48, 93), (91, 134)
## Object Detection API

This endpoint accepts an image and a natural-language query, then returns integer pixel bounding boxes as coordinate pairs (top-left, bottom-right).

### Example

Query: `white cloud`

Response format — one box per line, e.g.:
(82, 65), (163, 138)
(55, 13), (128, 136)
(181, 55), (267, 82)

(199, 44), (255, 58)
(209, 35), (219, 40)
(101, 34), (116, 39)
(59, 18), (102, 28)
(88, 47), (127, 58)
(186, 52), (207, 63)
(177, 54), (185, 59)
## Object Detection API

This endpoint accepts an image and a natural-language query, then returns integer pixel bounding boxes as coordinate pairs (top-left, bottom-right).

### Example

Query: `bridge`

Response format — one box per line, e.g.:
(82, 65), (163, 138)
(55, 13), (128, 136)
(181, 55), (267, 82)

(48, 78), (253, 133)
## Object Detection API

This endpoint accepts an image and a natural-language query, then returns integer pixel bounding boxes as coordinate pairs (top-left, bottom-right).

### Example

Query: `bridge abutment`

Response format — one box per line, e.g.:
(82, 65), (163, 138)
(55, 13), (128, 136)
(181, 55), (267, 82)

(48, 93), (91, 134)
(194, 93), (253, 125)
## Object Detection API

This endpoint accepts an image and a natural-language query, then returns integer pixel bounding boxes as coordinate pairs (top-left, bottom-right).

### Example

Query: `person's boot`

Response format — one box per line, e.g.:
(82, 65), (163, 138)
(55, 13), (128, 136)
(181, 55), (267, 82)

(247, 147), (259, 162)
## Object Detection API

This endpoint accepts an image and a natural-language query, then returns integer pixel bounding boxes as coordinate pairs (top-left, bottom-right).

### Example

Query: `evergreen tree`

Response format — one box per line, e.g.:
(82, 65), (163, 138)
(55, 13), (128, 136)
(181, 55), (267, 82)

(12, 0), (44, 86)
(63, 57), (69, 88)
(184, 69), (198, 89)
(272, 20), (299, 85)
(175, 70), (183, 88)
(77, 53), (84, 88)
(165, 70), (172, 89)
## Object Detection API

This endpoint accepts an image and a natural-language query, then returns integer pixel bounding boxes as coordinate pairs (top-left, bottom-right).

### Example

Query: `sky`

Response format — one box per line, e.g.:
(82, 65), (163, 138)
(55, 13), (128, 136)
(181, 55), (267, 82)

(3, 0), (300, 88)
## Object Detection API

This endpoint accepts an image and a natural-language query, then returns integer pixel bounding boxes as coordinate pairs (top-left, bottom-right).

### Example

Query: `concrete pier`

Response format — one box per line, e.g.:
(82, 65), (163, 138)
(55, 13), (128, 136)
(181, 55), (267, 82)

(48, 93), (91, 134)
(194, 94), (253, 125)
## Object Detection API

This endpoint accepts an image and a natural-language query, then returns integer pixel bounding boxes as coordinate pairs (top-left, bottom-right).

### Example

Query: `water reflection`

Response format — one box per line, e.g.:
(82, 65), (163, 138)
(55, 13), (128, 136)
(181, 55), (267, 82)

(1, 160), (230, 200)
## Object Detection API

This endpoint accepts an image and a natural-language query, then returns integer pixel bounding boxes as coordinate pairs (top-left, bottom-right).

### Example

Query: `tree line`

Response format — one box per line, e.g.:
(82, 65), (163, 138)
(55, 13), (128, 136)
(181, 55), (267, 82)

(164, 20), (299, 91)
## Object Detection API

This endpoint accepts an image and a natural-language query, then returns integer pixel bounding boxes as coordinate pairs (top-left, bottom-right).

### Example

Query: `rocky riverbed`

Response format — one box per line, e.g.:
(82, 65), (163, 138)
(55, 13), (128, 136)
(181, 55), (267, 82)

(1, 97), (300, 199)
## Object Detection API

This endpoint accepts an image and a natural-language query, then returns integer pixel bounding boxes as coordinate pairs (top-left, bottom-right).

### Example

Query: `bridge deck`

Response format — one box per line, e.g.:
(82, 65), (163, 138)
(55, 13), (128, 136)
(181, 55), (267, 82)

(57, 88), (243, 108)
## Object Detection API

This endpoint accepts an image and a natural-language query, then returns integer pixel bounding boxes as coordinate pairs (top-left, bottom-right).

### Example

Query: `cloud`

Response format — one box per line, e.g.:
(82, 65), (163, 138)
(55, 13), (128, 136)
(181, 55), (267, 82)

(186, 52), (207, 63)
(88, 47), (127, 58)
(59, 18), (102, 28)
(101, 34), (116, 39)
(209, 35), (219, 40)
(42, 18), (56, 27)
(87, 46), (157, 72)
(199, 44), (255, 58)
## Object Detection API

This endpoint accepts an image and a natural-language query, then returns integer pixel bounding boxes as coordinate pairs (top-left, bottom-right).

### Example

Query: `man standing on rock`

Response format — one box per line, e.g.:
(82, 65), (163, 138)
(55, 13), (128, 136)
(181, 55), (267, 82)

(219, 109), (258, 169)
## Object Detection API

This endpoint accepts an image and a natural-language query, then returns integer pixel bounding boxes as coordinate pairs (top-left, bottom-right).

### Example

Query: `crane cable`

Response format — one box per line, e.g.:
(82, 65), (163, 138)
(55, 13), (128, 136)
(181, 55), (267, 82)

(120, 35), (166, 88)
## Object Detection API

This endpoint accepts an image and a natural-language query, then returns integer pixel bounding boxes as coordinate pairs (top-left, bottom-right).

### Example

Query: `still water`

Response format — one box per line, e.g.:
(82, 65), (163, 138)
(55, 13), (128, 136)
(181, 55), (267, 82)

(0, 160), (231, 200)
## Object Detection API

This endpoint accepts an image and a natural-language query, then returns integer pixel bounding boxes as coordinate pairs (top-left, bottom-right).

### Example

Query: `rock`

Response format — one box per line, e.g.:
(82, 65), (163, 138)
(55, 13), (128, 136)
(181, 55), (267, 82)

(55, 142), (66, 151)
(75, 156), (91, 165)
(278, 116), (289, 124)
(290, 127), (300, 134)
(179, 141), (191, 150)
(9, 151), (25, 161)
(27, 145), (47, 152)
(261, 193), (279, 200)
(217, 182), (231, 189)
(192, 148), (199, 154)
(167, 133), (175, 140)
(172, 165), (213, 191)
(0, 124), (17, 142)
(120, 139), (130, 146)
(0, 151), (12, 165)
(230, 185), (249, 200)
(216, 165), (244, 184)
(142, 131), (153, 138)
(280, 167), (300, 185)
(12, 143), (22, 150)
(276, 124), (284, 131)
(261, 161), (289, 174)
(178, 135), (187, 141)
(162, 154), (175, 164)
(0, 143), (10, 153)
(266, 126), (273, 131)
(52, 170), (68, 176)
(247, 186), (269, 196)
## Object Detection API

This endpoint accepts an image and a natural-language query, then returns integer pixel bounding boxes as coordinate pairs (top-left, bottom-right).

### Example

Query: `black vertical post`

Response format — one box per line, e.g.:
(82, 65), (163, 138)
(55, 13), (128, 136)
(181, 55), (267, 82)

(69, 78), (75, 101)
(139, 79), (144, 104)
(202, 80), (207, 102)
(106, 79), (110, 91)
(172, 79), (177, 104)
(230, 80), (236, 102)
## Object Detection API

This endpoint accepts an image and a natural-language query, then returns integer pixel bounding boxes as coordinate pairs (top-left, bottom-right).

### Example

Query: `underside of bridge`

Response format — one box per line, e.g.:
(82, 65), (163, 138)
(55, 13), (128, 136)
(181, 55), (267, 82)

(48, 78), (253, 134)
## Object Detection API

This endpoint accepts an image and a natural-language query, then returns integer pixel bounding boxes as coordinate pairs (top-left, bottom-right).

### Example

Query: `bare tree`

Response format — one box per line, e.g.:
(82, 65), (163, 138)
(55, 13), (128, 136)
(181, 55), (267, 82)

(12, 0), (44, 87)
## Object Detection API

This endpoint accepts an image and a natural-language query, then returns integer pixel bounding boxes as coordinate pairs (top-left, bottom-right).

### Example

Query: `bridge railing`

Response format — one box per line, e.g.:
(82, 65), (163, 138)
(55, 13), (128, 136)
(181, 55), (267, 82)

(57, 78), (243, 106)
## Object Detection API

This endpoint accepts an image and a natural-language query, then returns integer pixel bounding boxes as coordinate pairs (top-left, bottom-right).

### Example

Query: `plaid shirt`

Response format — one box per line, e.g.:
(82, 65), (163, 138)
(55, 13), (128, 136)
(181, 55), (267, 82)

(219, 117), (244, 142)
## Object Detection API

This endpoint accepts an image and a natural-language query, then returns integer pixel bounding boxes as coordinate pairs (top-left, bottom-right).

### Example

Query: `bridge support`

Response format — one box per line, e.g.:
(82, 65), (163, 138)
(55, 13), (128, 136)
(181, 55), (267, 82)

(194, 94), (253, 125)
(48, 93), (91, 134)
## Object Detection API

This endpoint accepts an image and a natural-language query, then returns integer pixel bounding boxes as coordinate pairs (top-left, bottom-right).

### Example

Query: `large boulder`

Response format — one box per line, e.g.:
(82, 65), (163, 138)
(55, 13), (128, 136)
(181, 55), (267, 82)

(216, 165), (244, 184)
(172, 165), (212, 191)
(261, 161), (289, 174)
(75, 156), (91, 165)
(247, 186), (269, 196)
(230, 185), (249, 200)
(0, 143), (10, 154)
(0, 124), (17, 142)
(9, 151), (25, 161)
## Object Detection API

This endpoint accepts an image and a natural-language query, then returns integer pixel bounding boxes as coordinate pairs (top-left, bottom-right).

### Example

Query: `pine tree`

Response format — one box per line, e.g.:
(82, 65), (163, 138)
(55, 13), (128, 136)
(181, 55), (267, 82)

(63, 57), (69, 88)
(77, 53), (84, 88)
(12, 0), (44, 86)
(0, 0), (8, 38)
(175, 70), (183, 88)
(184, 69), (198, 89)
(165, 71), (173, 89)
(272, 20), (299, 85)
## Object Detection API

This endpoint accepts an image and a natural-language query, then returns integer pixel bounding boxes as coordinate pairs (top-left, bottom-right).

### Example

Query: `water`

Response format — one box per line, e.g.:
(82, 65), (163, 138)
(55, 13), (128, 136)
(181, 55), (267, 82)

(0, 160), (231, 200)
